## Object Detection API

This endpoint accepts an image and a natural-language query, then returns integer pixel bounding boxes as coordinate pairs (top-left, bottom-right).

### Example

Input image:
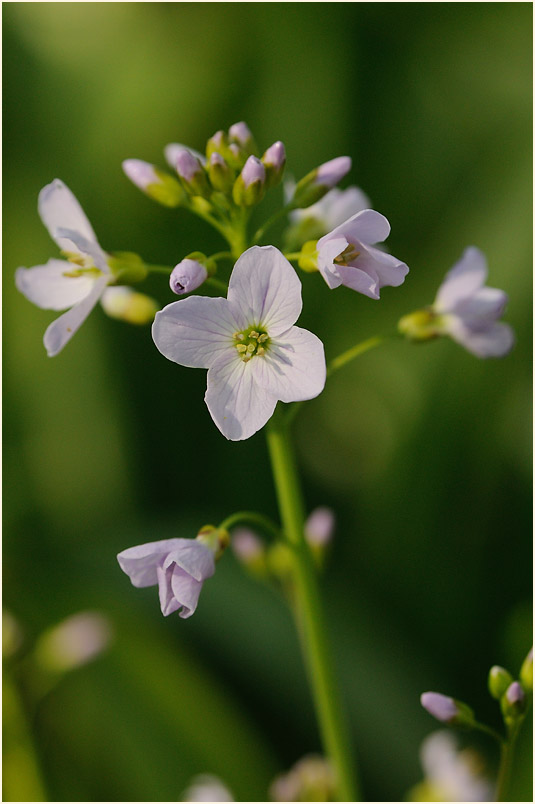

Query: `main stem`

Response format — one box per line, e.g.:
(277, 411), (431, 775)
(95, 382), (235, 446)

(495, 724), (520, 801)
(266, 410), (359, 802)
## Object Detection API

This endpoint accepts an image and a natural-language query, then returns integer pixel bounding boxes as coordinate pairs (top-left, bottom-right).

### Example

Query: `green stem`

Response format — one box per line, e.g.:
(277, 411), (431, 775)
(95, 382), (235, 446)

(265, 409), (360, 802)
(3, 672), (47, 802)
(145, 263), (172, 274)
(328, 335), (390, 377)
(253, 204), (293, 244)
(219, 510), (282, 541)
(284, 252), (302, 262)
(472, 720), (503, 744)
(209, 251), (233, 263)
(495, 723), (521, 801)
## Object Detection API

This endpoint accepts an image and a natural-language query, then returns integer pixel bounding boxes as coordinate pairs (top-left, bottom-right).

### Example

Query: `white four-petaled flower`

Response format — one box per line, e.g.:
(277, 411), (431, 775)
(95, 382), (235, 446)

(432, 246), (514, 357)
(15, 180), (112, 356)
(317, 209), (409, 299)
(117, 538), (215, 619)
(152, 246), (326, 440)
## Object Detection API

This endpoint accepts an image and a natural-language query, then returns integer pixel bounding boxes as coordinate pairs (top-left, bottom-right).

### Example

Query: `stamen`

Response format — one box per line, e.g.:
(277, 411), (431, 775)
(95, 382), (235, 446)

(246, 343), (256, 353)
(249, 331), (259, 339)
(236, 344), (247, 353)
(258, 334), (268, 343)
(256, 347), (265, 356)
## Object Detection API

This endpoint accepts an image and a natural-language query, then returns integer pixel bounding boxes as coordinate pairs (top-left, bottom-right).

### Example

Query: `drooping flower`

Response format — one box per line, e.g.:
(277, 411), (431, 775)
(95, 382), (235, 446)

(15, 180), (113, 356)
(432, 247), (514, 357)
(316, 209), (409, 299)
(152, 246), (326, 441)
(117, 537), (217, 619)
(408, 731), (493, 802)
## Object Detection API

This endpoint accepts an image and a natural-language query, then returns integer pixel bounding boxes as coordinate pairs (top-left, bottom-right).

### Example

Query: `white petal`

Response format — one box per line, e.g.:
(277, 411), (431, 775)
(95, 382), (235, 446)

(43, 274), (109, 356)
(250, 326), (326, 403)
(170, 566), (203, 619)
(152, 296), (238, 369)
(435, 247), (488, 311)
(164, 142), (206, 169)
(227, 246), (303, 336)
(205, 350), (277, 440)
(38, 179), (99, 254)
(55, 227), (109, 274)
(163, 541), (215, 582)
(454, 286), (508, 324)
(157, 565), (181, 616)
(448, 320), (515, 358)
(324, 186), (371, 229)
(15, 260), (95, 310)
(324, 208), (390, 246)
(117, 538), (188, 588)
(317, 236), (348, 289)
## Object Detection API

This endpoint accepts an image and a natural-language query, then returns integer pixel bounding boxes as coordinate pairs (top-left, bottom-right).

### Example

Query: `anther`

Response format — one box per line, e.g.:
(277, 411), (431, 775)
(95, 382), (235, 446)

(257, 347), (265, 356)
(249, 331), (259, 339)
(246, 343), (256, 353)
(258, 333), (268, 343)
(236, 344), (247, 353)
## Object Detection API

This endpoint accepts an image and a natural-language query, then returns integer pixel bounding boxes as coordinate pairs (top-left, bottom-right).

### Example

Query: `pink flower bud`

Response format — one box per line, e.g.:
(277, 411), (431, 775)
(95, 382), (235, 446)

(420, 692), (461, 723)
(175, 149), (203, 182)
(304, 507), (335, 547)
(169, 259), (208, 295)
(315, 156), (352, 188)
(241, 155), (265, 189)
(229, 121), (253, 147)
(122, 159), (160, 191)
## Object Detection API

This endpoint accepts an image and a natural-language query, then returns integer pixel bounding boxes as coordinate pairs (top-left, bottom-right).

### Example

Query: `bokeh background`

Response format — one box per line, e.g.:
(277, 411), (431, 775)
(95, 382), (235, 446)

(3, 3), (532, 801)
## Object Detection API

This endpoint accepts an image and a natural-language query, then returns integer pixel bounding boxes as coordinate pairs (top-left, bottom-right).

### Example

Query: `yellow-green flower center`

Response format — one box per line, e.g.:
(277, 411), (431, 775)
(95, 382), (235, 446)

(334, 243), (360, 266)
(61, 250), (102, 278)
(233, 325), (270, 362)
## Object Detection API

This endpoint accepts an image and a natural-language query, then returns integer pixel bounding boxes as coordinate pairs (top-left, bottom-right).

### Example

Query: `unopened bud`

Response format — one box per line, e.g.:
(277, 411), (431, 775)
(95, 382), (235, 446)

(262, 141), (286, 189)
(197, 525), (230, 560)
(34, 611), (112, 673)
(501, 681), (526, 726)
(174, 149), (211, 197)
(232, 529), (267, 575)
(520, 647), (533, 692)
(226, 142), (247, 171)
(169, 257), (208, 295)
(233, 156), (265, 206)
(398, 309), (440, 342)
(208, 152), (234, 193)
(305, 507), (335, 567)
(228, 121), (257, 154)
(420, 692), (475, 727)
(164, 143), (206, 170)
(292, 156), (352, 209)
(122, 159), (185, 207)
(488, 665), (514, 699)
(206, 130), (228, 159)
(101, 286), (159, 325)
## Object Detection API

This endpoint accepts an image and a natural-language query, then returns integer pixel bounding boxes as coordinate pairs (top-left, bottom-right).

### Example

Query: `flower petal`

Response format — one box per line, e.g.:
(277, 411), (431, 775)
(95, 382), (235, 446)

(317, 236), (348, 289)
(38, 179), (99, 254)
(227, 246), (303, 336)
(170, 565), (204, 619)
(43, 273), (109, 356)
(205, 350), (278, 440)
(152, 296), (238, 369)
(55, 227), (109, 274)
(164, 142), (206, 169)
(163, 541), (215, 583)
(332, 261), (381, 298)
(435, 247), (488, 311)
(250, 326), (326, 403)
(157, 565), (181, 616)
(117, 538), (189, 588)
(454, 287), (508, 325)
(323, 209), (391, 246)
(15, 259), (95, 310)
(447, 320), (515, 358)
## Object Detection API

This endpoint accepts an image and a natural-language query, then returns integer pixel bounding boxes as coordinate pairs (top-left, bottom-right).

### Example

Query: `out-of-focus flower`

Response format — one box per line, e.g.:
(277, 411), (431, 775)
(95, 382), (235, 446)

(117, 537), (219, 619)
(520, 647), (533, 692)
(122, 158), (184, 206)
(164, 142), (206, 170)
(169, 258), (208, 295)
(152, 245), (326, 441)
(304, 507), (335, 548)
(15, 180), (113, 355)
(100, 286), (159, 325)
(420, 692), (475, 727)
(408, 731), (493, 802)
(399, 247), (514, 357)
(270, 755), (336, 802)
(229, 121), (256, 153)
(3, 611), (24, 658)
(232, 528), (266, 567)
(290, 185), (370, 230)
(488, 665), (514, 699)
(316, 209), (409, 299)
(34, 611), (112, 673)
(182, 773), (234, 802)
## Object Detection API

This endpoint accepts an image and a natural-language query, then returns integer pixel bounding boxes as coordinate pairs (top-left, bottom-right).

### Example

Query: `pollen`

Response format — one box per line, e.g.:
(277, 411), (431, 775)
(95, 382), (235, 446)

(234, 324), (270, 361)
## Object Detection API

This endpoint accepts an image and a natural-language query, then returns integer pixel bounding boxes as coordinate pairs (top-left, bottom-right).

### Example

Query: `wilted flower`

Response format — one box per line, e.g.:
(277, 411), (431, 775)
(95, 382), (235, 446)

(182, 774), (234, 802)
(117, 537), (217, 618)
(34, 611), (112, 672)
(152, 245), (326, 440)
(316, 209), (409, 298)
(408, 731), (492, 802)
(15, 180), (113, 355)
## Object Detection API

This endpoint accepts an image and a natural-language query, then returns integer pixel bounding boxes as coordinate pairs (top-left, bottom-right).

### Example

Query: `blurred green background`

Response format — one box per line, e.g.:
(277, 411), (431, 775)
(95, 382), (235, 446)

(3, 3), (532, 801)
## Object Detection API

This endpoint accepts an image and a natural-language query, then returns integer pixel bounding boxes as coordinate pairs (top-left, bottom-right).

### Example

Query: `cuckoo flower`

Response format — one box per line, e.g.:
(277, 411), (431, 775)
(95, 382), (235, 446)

(432, 247), (514, 357)
(152, 246), (326, 440)
(15, 180), (112, 356)
(289, 185), (371, 233)
(410, 731), (492, 802)
(316, 209), (409, 299)
(117, 538), (216, 619)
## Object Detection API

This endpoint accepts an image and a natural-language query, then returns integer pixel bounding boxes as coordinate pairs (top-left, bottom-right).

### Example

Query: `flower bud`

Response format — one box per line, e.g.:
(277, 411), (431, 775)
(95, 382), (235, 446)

(122, 159), (185, 207)
(197, 525), (230, 560)
(226, 142), (247, 171)
(261, 141), (286, 189)
(169, 258), (208, 295)
(520, 647), (533, 692)
(501, 681), (526, 723)
(228, 121), (257, 154)
(291, 156), (352, 208)
(101, 287), (159, 325)
(420, 692), (475, 727)
(305, 507), (335, 567)
(488, 665), (514, 699)
(231, 528), (267, 575)
(34, 611), (112, 673)
(174, 149), (211, 197)
(232, 156), (266, 207)
(164, 143), (206, 170)
(398, 309), (440, 341)
(207, 152), (234, 193)
(206, 130), (228, 159)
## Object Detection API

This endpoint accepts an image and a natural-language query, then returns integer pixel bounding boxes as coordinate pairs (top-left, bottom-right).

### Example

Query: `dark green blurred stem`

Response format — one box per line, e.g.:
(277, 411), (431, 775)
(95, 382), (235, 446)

(145, 263), (173, 274)
(3, 672), (47, 802)
(219, 510), (282, 541)
(266, 408), (360, 802)
(253, 204), (293, 244)
(206, 277), (228, 294)
(495, 723), (521, 801)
